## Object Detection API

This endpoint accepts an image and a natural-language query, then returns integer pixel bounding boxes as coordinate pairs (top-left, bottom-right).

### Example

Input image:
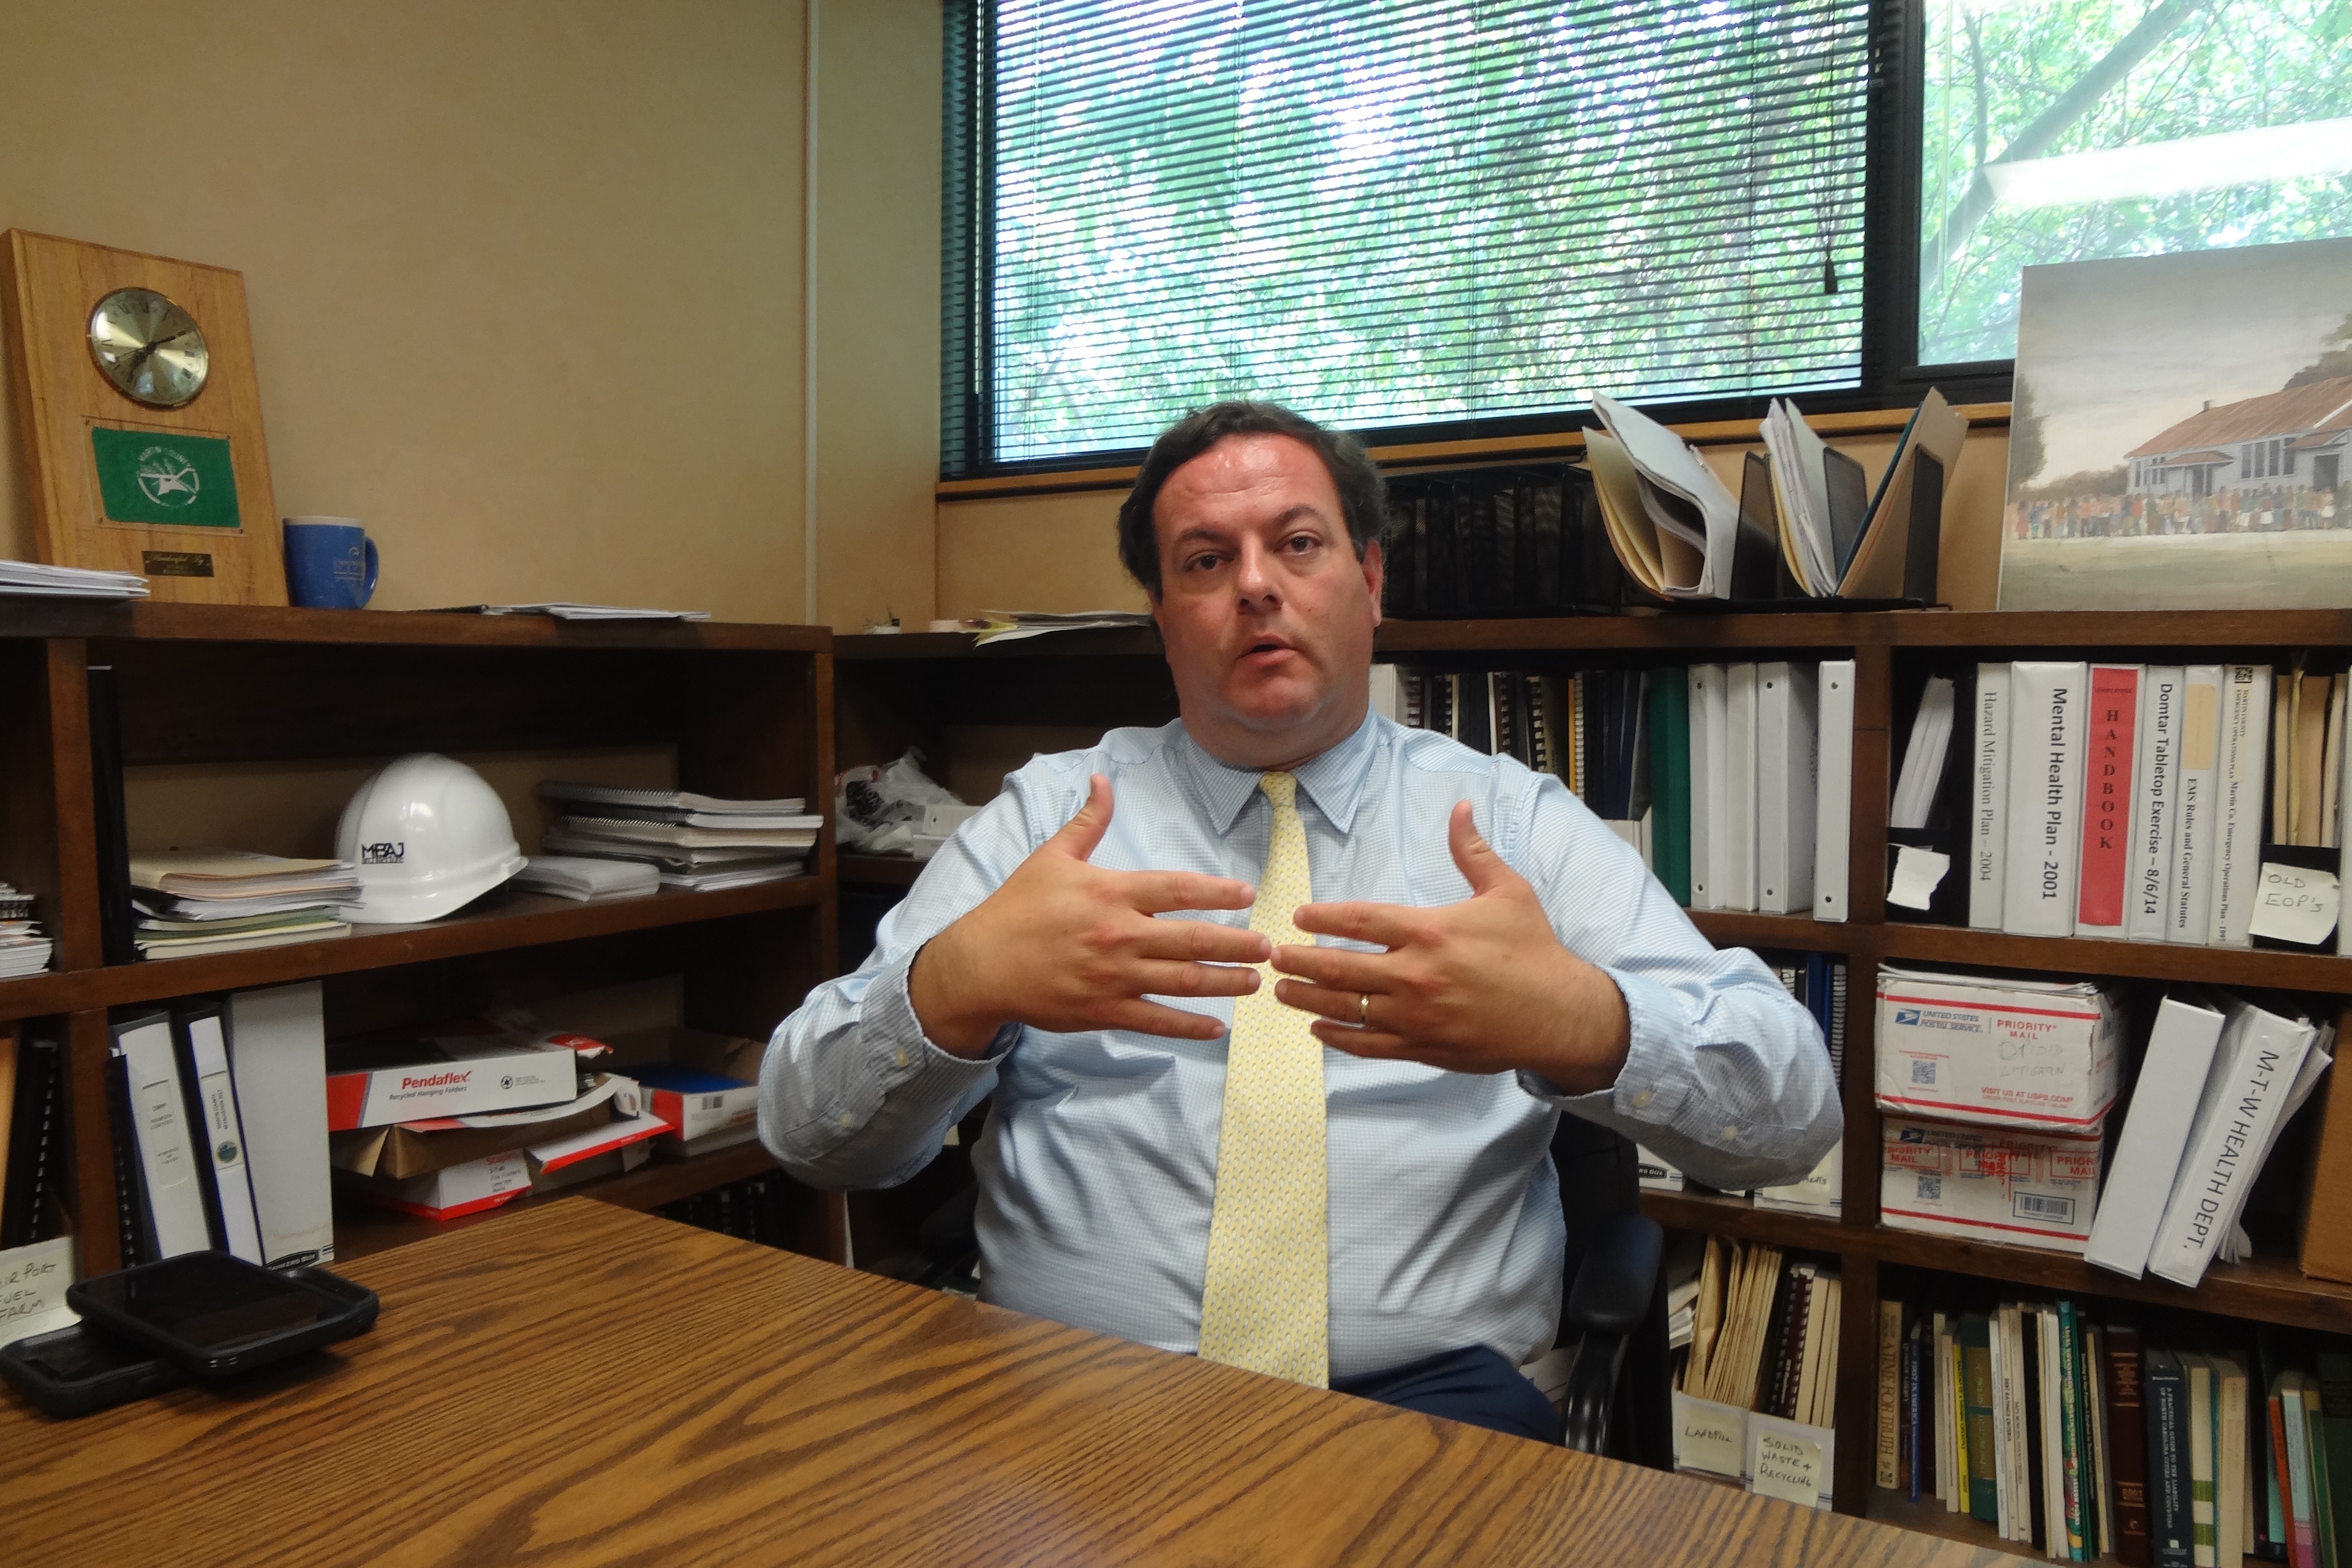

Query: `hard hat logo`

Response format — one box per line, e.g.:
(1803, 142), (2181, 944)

(360, 841), (405, 864)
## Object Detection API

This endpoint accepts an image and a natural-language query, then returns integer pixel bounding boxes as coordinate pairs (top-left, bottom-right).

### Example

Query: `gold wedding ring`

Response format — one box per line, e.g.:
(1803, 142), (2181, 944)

(1358, 992), (1371, 1027)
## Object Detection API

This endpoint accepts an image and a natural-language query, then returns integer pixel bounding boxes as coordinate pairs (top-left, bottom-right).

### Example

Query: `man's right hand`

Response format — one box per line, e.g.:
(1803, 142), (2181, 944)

(908, 774), (1269, 1058)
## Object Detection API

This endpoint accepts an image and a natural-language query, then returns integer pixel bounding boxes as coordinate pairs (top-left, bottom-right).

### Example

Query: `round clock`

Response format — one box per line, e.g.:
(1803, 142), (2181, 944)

(86, 287), (209, 408)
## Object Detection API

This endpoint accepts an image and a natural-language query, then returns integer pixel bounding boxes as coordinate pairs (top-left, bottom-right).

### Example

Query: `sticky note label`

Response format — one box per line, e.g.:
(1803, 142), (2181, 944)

(1751, 1430), (1825, 1507)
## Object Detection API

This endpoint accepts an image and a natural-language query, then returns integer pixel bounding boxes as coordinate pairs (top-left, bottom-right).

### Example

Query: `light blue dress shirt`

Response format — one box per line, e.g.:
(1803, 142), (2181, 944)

(761, 708), (1840, 1376)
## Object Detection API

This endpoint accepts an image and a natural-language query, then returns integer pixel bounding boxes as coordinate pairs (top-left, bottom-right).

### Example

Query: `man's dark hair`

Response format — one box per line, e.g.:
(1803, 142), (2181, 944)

(1115, 400), (1389, 597)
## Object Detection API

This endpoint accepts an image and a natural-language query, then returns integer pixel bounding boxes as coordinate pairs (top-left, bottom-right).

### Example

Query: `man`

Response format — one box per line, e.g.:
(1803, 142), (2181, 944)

(762, 401), (1838, 1442)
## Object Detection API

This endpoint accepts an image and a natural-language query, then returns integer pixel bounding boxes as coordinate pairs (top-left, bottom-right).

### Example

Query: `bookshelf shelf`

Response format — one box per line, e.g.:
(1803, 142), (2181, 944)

(0, 603), (840, 1278)
(1687, 911), (1858, 954)
(0, 880), (824, 1024)
(1638, 1189), (1849, 1253)
(828, 601), (2352, 1526)
(1865, 1226), (2352, 1336)
(1877, 924), (2352, 994)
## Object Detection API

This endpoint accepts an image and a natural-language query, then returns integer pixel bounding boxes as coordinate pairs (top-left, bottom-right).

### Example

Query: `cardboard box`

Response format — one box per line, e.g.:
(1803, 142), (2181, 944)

(323, 1031), (603, 1130)
(1874, 965), (2122, 1133)
(607, 1027), (763, 1148)
(1880, 1116), (2105, 1253)
(327, 1073), (641, 1180)
(345, 1112), (668, 1220)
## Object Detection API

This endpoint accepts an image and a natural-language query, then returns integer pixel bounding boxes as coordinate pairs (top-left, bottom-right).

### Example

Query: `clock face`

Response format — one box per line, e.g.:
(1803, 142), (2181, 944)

(87, 287), (209, 408)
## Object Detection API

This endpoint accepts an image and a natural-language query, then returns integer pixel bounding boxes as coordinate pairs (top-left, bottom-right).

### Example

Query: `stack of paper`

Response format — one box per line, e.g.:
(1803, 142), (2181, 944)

(129, 850), (358, 957)
(973, 609), (1154, 645)
(1759, 391), (1970, 600)
(1889, 677), (1958, 831)
(1586, 394), (1742, 600)
(0, 559), (149, 598)
(513, 854), (659, 902)
(0, 882), (52, 977)
(535, 782), (818, 891)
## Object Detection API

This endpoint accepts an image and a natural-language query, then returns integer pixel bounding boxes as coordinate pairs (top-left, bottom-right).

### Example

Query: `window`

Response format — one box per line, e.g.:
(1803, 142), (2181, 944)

(1917, 0), (2352, 366)
(948, 0), (1874, 470)
(944, 0), (2352, 474)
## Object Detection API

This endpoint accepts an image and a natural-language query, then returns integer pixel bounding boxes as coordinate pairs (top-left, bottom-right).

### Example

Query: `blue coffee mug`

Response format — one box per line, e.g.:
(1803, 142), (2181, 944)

(283, 517), (379, 609)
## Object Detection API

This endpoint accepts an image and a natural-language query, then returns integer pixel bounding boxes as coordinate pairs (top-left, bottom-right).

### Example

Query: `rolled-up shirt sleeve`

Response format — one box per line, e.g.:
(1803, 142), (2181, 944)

(1504, 774), (1843, 1192)
(758, 792), (1033, 1191)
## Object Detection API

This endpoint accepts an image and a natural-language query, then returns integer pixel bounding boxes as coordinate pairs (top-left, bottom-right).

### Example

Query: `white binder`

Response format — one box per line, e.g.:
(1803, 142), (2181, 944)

(1812, 660), (1855, 923)
(2168, 665), (2225, 945)
(1755, 662), (1817, 914)
(1967, 664), (2009, 930)
(2125, 667), (2184, 942)
(184, 1008), (265, 1264)
(1723, 663), (1759, 913)
(227, 981), (336, 1268)
(1689, 664), (1725, 910)
(2000, 661), (2087, 937)
(113, 1013), (213, 1259)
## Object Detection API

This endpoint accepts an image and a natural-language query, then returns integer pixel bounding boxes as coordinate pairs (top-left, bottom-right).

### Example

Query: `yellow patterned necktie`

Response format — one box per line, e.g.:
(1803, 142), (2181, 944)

(1196, 771), (1330, 1387)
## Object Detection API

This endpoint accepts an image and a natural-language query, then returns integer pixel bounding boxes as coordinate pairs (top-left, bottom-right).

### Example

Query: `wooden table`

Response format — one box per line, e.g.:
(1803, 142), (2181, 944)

(0, 1201), (2027, 1566)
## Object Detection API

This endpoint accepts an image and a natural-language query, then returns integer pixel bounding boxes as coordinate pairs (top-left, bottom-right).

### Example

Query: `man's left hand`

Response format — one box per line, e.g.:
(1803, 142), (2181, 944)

(1269, 802), (1631, 1091)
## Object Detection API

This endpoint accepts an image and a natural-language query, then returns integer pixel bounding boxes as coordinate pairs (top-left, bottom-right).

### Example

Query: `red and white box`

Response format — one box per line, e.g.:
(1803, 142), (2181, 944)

(1880, 1116), (2105, 1253)
(324, 1031), (606, 1131)
(1874, 965), (2121, 1133)
(354, 1112), (671, 1219)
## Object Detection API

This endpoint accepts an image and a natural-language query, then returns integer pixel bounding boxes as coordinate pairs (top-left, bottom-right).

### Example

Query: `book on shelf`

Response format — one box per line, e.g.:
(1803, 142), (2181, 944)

(1880, 1302), (2331, 1565)
(2169, 665), (2226, 945)
(1672, 1235), (1839, 1509)
(0, 1035), (62, 1250)
(2128, 668), (2185, 943)
(2077, 664), (2143, 940)
(1969, 663), (2012, 929)
(1395, 660), (1833, 926)
(227, 981), (336, 1268)
(2003, 660), (2089, 938)
(2147, 994), (2331, 1289)
(2209, 663), (2275, 948)
(2084, 994), (2227, 1281)
(111, 1011), (212, 1259)
(173, 1002), (265, 1266)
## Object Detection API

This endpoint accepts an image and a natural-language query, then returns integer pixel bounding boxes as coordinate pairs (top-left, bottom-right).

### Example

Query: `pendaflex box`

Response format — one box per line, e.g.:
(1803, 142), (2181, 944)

(1874, 964), (2121, 1133)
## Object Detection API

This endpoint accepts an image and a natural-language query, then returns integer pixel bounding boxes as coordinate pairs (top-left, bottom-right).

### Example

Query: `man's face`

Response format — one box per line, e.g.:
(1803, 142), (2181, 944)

(1148, 432), (1384, 769)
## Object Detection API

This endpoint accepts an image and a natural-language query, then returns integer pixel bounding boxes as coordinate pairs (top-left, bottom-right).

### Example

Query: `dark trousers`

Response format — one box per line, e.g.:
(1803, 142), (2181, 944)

(1331, 1344), (1564, 1445)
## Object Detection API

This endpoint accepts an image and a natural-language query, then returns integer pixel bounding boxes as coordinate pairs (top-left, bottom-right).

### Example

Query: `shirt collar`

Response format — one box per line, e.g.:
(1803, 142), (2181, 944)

(1179, 706), (1385, 837)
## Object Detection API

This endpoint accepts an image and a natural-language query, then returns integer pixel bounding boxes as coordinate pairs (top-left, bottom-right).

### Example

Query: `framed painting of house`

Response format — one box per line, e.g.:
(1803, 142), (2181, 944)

(1997, 238), (2352, 612)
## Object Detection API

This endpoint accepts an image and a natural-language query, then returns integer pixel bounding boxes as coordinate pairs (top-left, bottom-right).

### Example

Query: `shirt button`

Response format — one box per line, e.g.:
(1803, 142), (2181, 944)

(892, 1047), (910, 1069)
(1721, 1125), (1739, 1141)
(1631, 1090), (1653, 1110)
(838, 1112), (856, 1129)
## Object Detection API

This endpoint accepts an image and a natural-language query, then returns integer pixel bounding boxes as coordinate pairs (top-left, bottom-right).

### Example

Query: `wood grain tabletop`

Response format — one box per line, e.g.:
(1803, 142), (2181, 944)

(0, 1200), (2029, 1567)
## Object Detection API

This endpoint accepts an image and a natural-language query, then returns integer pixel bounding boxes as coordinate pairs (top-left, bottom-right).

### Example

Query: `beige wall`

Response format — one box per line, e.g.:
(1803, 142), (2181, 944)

(813, 2), (943, 632)
(1, 0), (813, 620)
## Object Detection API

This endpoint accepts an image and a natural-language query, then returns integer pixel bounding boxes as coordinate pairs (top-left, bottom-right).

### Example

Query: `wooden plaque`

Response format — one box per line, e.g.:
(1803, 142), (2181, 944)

(1, 230), (287, 603)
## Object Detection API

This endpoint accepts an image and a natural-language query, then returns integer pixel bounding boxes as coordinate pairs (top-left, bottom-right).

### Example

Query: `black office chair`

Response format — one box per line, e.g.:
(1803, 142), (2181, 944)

(906, 1110), (1670, 1461)
(1548, 1110), (1671, 1463)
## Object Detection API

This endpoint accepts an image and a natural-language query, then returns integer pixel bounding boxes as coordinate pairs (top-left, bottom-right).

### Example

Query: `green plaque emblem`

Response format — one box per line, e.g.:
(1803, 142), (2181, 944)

(89, 426), (241, 529)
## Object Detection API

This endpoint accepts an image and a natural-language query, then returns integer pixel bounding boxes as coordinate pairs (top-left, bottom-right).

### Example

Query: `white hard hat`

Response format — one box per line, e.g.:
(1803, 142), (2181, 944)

(334, 753), (527, 924)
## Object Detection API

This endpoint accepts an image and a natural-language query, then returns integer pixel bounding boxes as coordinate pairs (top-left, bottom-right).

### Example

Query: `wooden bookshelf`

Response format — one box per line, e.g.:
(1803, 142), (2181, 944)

(0, 604), (840, 1278)
(832, 604), (2352, 1529)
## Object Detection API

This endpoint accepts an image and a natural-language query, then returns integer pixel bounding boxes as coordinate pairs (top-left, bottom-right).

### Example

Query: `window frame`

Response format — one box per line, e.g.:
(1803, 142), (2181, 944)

(941, 0), (2014, 480)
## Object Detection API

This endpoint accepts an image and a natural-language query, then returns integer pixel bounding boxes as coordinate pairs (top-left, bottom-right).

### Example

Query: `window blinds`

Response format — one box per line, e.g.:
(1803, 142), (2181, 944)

(984, 0), (1873, 465)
